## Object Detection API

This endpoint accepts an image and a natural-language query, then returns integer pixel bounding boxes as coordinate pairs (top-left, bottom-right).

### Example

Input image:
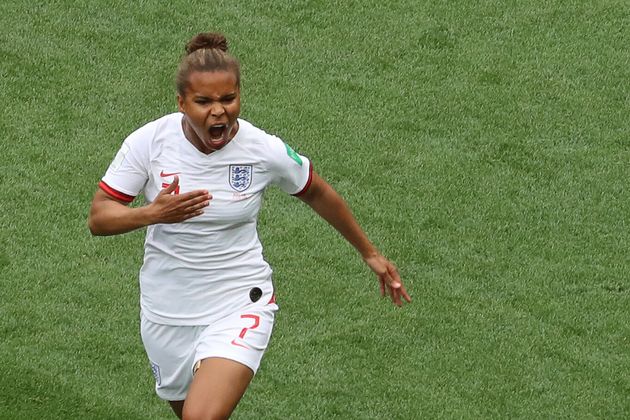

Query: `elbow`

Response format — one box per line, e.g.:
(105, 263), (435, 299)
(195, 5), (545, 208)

(88, 215), (107, 236)
(88, 220), (100, 236)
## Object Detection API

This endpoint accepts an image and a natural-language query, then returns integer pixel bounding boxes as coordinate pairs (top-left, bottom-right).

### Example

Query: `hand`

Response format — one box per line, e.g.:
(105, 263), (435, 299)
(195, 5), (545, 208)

(363, 253), (411, 307)
(147, 176), (212, 224)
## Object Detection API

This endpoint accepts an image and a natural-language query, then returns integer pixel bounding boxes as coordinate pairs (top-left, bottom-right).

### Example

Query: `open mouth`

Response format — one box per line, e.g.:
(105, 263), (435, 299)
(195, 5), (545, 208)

(208, 124), (227, 141)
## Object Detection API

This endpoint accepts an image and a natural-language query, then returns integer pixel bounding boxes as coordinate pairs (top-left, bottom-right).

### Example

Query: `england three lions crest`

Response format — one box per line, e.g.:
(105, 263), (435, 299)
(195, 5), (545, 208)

(229, 165), (253, 192)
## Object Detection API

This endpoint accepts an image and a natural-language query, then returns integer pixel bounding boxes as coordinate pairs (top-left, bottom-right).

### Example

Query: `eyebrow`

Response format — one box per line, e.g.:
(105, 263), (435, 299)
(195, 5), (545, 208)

(193, 92), (237, 100)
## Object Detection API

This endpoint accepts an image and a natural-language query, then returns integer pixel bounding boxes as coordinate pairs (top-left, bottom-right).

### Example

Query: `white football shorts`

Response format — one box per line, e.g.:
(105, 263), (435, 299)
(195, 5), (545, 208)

(140, 296), (278, 401)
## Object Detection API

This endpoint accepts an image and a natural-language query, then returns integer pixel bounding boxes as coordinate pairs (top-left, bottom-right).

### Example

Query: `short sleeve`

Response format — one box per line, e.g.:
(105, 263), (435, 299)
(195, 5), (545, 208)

(99, 125), (152, 202)
(269, 138), (313, 196)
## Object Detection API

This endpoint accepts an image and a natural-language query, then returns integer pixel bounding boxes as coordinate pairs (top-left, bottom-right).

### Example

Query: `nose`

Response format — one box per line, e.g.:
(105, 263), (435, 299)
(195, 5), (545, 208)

(210, 103), (224, 117)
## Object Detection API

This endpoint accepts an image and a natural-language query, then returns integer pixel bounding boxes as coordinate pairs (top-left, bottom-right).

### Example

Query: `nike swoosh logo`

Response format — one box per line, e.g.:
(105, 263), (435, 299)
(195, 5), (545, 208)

(160, 170), (180, 177)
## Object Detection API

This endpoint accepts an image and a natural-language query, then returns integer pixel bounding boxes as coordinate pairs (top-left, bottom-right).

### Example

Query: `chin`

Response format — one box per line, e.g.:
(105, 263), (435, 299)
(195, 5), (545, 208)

(204, 140), (227, 151)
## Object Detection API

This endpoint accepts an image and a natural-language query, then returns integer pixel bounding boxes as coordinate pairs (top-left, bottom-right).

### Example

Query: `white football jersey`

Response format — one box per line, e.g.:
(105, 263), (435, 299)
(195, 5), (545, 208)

(100, 113), (312, 325)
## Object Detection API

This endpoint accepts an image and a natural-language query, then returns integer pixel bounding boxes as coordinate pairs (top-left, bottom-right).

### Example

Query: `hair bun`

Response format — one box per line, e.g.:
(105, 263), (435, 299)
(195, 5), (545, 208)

(185, 32), (228, 55)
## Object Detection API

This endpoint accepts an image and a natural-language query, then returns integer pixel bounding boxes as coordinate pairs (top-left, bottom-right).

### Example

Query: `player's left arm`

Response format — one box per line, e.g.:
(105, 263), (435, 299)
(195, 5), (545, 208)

(297, 171), (411, 306)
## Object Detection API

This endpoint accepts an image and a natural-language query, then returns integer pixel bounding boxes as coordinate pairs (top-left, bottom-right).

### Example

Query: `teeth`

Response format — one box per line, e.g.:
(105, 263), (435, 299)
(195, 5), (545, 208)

(208, 124), (226, 140)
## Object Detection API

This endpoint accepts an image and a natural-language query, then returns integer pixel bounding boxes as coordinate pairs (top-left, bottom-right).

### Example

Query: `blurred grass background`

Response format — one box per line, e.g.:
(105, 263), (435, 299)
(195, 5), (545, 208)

(1, 0), (629, 418)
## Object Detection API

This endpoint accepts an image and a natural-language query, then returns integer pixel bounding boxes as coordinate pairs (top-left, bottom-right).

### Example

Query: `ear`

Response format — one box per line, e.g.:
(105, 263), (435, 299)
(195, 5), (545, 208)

(177, 94), (185, 113)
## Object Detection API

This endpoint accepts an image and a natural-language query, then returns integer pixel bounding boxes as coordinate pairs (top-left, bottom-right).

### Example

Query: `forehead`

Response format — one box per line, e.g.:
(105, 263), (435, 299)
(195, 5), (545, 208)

(185, 70), (239, 96)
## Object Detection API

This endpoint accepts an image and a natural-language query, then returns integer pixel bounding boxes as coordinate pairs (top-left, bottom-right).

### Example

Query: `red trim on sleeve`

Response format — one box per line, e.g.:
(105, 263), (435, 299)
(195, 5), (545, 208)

(292, 162), (314, 197)
(98, 181), (135, 203)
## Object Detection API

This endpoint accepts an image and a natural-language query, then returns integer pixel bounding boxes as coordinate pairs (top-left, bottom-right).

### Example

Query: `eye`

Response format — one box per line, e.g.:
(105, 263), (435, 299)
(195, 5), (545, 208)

(221, 96), (235, 104)
(195, 98), (209, 105)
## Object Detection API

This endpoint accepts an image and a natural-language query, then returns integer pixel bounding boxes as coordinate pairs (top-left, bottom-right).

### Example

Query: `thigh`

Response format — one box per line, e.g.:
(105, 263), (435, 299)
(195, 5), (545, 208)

(182, 304), (277, 418)
(183, 358), (254, 420)
(168, 400), (184, 419)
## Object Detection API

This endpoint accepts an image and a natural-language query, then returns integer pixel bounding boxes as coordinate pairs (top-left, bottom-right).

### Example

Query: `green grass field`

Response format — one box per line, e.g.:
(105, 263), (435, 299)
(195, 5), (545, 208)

(1, 0), (629, 418)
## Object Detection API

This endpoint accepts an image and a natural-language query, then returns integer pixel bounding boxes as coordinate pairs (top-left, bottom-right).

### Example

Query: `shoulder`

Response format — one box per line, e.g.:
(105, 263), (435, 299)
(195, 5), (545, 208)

(236, 119), (279, 142)
(123, 113), (181, 150)
(235, 118), (286, 157)
(127, 113), (180, 140)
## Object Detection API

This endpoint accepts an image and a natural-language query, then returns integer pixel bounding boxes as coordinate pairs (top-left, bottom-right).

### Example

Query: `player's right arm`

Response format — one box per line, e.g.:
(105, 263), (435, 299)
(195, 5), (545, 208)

(88, 176), (211, 236)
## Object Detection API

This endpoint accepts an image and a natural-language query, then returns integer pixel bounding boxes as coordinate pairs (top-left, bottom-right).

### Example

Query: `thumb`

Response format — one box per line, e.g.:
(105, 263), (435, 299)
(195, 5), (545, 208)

(161, 175), (179, 195)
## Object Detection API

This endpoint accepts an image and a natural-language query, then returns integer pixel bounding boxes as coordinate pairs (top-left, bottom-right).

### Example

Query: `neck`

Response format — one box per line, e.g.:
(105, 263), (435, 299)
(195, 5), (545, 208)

(181, 116), (211, 154)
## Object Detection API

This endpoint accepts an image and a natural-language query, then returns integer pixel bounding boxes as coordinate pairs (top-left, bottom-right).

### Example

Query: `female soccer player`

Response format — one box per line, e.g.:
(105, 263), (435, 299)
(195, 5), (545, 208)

(88, 32), (410, 420)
